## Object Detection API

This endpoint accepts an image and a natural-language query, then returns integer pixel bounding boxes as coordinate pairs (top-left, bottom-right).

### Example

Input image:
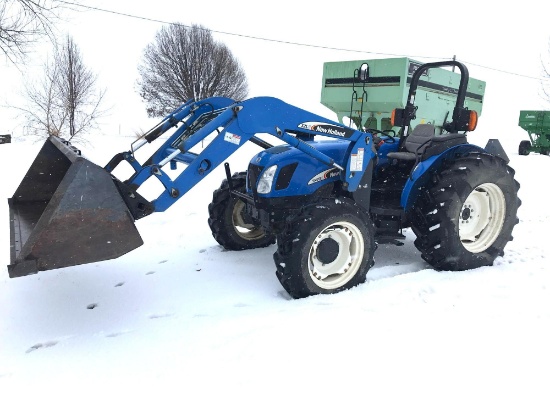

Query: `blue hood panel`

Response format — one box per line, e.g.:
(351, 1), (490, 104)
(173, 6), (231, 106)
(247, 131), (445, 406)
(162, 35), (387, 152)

(249, 140), (352, 198)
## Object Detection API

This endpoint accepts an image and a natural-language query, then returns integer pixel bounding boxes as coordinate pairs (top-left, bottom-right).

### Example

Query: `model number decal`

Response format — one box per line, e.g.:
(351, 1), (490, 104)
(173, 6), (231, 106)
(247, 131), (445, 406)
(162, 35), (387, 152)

(308, 168), (341, 185)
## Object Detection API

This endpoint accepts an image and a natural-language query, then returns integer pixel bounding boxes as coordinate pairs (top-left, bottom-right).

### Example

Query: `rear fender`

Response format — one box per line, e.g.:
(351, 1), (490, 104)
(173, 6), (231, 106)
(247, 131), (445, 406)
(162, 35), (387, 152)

(401, 144), (486, 211)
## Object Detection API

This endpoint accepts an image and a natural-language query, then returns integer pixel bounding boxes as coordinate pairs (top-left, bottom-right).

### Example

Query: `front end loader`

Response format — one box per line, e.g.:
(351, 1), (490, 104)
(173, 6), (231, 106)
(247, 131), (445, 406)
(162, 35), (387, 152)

(7, 59), (520, 299)
(8, 96), (371, 279)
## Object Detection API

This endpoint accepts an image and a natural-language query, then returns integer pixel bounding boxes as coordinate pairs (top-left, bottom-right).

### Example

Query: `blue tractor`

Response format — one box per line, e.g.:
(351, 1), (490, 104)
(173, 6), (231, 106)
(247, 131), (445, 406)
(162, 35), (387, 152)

(8, 60), (520, 298)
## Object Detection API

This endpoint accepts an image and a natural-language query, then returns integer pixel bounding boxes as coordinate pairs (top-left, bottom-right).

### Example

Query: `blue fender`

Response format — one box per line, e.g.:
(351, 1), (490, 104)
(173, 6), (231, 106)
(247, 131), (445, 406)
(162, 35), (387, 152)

(401, 144), (486, 211)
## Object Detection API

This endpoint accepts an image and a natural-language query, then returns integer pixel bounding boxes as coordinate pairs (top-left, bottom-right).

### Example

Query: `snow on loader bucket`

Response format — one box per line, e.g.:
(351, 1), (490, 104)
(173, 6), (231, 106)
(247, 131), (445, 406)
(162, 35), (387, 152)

(8, 136), (152, 278)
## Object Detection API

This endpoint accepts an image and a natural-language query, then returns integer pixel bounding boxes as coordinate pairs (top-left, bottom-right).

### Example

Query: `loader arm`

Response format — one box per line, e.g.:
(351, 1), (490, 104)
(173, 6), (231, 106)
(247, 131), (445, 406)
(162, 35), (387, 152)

(112, 96), (372, 213)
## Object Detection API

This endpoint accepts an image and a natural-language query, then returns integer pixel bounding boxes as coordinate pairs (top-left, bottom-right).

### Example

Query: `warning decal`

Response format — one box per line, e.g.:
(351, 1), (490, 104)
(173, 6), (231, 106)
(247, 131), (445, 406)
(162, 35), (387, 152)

(224, 131), (241, 145)
(350, 148), (364, 172)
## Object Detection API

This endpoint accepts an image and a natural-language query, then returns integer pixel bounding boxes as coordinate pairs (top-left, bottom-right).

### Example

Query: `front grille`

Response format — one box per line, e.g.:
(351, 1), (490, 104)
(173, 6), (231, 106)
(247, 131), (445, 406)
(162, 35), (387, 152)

(275, 162), (297, 190)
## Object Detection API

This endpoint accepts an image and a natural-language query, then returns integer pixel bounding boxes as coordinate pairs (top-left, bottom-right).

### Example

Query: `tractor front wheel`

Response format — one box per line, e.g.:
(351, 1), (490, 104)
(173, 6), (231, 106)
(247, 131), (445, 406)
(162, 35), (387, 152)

(274, 198), (376, 299)
(410, 153), (520, 271)
(208, 172), (275, 250)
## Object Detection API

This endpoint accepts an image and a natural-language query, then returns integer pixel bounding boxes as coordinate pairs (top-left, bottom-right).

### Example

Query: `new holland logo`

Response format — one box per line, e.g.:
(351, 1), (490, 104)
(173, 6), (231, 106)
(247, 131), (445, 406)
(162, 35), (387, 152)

(308, 168), (341, 185)
(297, 122), (353, 138)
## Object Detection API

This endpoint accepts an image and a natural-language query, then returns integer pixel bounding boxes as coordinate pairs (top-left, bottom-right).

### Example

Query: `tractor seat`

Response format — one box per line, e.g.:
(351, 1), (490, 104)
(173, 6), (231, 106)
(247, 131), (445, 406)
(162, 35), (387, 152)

(387, 124), (467, 161)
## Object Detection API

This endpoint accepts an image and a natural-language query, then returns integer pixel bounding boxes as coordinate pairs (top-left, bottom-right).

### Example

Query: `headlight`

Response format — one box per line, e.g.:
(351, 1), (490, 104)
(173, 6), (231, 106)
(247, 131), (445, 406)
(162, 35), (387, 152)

(257, 165), (277, 194)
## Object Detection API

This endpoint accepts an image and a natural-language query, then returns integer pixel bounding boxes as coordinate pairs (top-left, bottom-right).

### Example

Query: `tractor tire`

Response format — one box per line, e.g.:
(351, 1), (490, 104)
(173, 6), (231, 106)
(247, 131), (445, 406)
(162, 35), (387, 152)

(274, 198), (376, 299)
(208, 172), (275, 250)
(518, 140), (531, 156)
(410, 152), (520, 271)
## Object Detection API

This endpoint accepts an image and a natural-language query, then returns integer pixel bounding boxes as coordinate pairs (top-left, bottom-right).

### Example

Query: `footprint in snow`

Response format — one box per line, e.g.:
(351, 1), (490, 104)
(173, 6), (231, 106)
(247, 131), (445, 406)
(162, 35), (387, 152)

(26, 341), (58, 353)
(145, 271), (155, 276)
(199, 249), (206, 253)
(417, 287), (435, 303)
(149, 313), (174, 319)
(234, 302), (250, 308)
(158, 260), (168, 264)
(87, 303), (98, 309)
(105, 330), (132, 338)
(115, 282), (124, 287)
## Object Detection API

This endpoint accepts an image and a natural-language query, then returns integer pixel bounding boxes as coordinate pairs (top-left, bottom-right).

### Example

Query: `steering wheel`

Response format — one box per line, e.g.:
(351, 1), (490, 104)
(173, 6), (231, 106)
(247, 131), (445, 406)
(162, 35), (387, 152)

(365, 128), (396, 144)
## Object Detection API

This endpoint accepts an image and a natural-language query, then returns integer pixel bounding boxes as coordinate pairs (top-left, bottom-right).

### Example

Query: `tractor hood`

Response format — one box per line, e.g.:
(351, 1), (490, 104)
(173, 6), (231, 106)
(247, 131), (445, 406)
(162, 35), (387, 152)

(248, 139), (352, 198)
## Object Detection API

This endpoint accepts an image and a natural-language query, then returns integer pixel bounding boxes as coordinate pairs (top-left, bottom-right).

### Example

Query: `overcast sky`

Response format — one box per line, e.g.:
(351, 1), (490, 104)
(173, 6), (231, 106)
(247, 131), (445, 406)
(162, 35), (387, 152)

(2, 0), (550, 143)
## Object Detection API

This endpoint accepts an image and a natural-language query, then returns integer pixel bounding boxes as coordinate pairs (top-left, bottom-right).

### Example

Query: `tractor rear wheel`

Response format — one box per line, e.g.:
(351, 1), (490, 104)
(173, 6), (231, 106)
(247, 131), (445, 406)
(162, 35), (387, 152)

(410, 152), (520, 271)
(208, 172), (275, 250)
(518, 140), (531, 155)
(274, 198), (375, 299)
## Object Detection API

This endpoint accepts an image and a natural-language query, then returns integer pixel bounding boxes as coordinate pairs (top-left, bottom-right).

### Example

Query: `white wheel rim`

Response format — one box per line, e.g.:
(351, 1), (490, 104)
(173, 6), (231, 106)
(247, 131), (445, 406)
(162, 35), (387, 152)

(308, 221), (365, 290)
(459, 183), (506, 253)
(232, 200), (265, 241)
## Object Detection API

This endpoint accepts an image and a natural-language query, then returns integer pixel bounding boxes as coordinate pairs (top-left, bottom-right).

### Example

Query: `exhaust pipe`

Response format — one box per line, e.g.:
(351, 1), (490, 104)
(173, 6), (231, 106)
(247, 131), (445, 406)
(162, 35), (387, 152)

(8, 136), (152, 278)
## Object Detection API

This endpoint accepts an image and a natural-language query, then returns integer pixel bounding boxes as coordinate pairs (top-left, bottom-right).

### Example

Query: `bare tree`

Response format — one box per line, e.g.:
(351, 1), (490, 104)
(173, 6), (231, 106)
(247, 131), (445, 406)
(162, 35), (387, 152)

(138, 23), (249, 117)
(22, 56), (66, 136)
(542, 39), (550, 105)
(20, 34), (106, 141)
(0, 0), (64, 64)
(56, 35), (106, 137)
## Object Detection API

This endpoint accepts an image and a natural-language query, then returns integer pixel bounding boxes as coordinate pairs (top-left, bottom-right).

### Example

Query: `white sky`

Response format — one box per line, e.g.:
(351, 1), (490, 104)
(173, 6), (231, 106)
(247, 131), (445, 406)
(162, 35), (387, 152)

(2, 0), (550, 142)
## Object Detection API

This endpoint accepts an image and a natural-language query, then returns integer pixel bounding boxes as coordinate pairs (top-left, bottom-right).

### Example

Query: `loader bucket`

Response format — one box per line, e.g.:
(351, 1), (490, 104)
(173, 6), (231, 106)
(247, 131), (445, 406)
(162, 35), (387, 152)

(8, 136), (146, 278)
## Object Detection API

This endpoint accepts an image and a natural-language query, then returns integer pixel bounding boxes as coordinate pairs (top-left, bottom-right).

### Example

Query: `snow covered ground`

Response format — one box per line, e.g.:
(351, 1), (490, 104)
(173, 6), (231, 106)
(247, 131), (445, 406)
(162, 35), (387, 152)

(1, 133), (549, 411)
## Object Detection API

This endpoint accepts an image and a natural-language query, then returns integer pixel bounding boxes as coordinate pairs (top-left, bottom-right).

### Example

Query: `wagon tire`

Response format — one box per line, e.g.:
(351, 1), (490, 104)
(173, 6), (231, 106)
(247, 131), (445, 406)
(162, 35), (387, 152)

(518, 140), (531, 156)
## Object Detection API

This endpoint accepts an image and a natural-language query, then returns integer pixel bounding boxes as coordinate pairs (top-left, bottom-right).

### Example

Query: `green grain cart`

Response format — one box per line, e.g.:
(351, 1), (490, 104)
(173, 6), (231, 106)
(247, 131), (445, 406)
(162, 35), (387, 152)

(518, 110), (550, 156)
(320, 57), (486, 133)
